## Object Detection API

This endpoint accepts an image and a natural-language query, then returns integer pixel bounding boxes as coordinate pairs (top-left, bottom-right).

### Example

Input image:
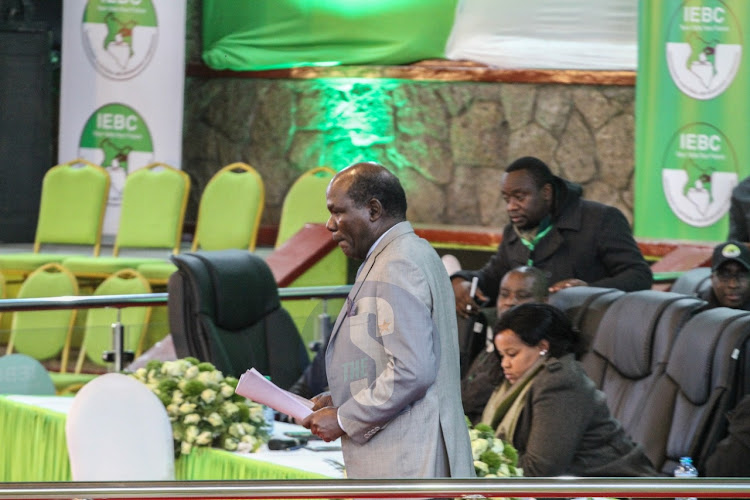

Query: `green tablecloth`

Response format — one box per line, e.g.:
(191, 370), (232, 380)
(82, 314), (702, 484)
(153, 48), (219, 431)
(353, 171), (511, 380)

(0, 396), (332, 482)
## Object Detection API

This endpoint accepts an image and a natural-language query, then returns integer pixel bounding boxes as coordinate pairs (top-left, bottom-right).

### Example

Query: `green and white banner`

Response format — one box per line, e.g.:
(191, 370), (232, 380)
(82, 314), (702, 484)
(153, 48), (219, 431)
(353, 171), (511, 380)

(635, 0), (750, 241)
(58, 0), (185, 235)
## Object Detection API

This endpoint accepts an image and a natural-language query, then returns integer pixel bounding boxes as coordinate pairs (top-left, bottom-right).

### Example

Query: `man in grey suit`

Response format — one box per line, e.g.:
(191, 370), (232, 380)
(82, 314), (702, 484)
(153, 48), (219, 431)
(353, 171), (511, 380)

(302, 162), (474, 479)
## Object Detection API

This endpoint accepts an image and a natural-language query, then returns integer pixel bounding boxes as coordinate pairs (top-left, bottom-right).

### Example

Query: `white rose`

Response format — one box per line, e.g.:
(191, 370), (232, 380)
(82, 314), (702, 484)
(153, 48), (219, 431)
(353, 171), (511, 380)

(185, 425), (199, 443)
(474, 460), (489, 476)
(248, 405), (264, 423)
(228, 422), (245, 438)
(490, 439), (505, 455)
(134, 368), (147, 380)
(224, 437), (238, 451)
(198, 371), (212, 385)
(166, 361), (187, 377)
(179, 402), (197, 415)
(201, 389), (217, 404)
(222, 401), (239, 416)
(196, 431), (213, 446)
(185, 365), (200, 380)
(220, 384), (234, 398)
(471, 438), (488, 460)
(210, 371), (224, 385)
(237, 435), (257, 453)
(241, 422), (255, 435)
(207, 412), (223, 427)
(469, 429), (480, 441)
(172, 390), (184, 405)
(183, 413), (201, 425)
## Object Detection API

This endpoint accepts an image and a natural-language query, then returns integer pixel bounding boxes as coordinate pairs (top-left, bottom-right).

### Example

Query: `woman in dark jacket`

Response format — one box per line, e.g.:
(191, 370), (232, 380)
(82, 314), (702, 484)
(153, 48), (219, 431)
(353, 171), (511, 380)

(481, 303), (657, 477)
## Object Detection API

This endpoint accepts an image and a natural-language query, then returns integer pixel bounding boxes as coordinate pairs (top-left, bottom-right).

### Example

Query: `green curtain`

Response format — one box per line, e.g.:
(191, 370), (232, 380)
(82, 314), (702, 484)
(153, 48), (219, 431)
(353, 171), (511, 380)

(175, 447), (329, 480)
(0, 398), (71, 481)
(202, 0), (458, 70)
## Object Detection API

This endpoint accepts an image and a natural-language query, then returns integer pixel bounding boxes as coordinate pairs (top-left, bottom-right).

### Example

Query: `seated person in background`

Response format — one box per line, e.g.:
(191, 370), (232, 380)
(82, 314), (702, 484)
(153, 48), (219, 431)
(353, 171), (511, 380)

(705, 394), (750, 477)
(462, 266), (548, 424)
(482, 303), (657, 477)
(728, 175), (750, 242)
(287, 340), (328, 400)
(702, 240), (750, 310)
(452, 156), (652, 319)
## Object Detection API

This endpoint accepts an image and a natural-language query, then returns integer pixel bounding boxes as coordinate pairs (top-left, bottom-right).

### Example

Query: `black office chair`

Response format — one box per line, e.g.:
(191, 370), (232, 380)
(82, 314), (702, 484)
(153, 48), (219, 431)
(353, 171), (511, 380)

(168, 250), (309, 389)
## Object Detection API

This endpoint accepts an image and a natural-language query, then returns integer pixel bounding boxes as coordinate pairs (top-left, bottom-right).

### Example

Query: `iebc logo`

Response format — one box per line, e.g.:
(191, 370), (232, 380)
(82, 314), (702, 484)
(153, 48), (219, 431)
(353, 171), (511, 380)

(78, 103), (155, 205)
(665, 0), (743, 100)
(81, 0), (158, 80)
(661, 123), (738, 227)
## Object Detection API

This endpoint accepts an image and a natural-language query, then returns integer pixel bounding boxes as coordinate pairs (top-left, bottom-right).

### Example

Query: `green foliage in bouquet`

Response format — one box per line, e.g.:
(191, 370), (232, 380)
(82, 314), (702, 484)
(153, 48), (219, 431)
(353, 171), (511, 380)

(468, 419), (523, 478)
(130, 357), (270, 456)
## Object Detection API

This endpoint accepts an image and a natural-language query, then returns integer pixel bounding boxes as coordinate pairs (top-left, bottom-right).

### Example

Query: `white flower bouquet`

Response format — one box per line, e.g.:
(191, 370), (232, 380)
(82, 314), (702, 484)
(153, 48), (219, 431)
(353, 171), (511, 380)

(468, 420), (523, 478)
(130, 357), (271, 456)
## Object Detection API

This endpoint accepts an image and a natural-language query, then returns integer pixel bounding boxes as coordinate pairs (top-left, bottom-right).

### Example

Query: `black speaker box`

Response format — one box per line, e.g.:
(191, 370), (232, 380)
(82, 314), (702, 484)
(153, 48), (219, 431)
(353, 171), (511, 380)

(0, 26), (53, 242)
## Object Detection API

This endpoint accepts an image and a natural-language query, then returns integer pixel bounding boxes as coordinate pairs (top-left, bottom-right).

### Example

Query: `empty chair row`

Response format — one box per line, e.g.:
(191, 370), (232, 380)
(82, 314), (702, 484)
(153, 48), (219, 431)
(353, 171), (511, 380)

(3, 263), (153, 392)
(0, 161), (266, 281)
(0, 161), (346, 289)
(550, 287), (750, 475)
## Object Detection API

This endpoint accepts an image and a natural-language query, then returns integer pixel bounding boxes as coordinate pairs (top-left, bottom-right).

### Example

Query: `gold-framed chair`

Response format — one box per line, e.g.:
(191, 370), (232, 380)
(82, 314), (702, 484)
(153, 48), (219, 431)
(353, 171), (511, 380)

(62, 162), (190, 280)
(137, 162), (265, 286)
(0, 159), (109, 280)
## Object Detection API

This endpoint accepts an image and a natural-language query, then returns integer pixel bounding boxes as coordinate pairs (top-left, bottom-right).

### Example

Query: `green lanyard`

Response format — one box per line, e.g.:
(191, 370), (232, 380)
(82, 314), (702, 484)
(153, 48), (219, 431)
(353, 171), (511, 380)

(519, 224), (553, 266)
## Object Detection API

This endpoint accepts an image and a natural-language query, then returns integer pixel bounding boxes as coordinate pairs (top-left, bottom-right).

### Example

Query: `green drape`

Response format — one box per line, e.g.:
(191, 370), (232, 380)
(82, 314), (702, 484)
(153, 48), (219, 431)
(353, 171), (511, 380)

(176, 447), (328, 480)
(202, 0), (458, 70)
(0, 397), (72, 481)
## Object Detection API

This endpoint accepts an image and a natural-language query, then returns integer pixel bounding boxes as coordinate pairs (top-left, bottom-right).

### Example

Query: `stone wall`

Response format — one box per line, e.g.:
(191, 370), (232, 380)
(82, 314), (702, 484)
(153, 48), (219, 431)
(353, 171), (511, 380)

(183, 0), (636, 231)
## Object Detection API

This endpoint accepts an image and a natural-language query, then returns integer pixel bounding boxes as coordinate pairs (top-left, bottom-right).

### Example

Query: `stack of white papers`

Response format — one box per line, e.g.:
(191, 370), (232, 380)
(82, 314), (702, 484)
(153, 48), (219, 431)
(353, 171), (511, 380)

(235, 368), (314, 421)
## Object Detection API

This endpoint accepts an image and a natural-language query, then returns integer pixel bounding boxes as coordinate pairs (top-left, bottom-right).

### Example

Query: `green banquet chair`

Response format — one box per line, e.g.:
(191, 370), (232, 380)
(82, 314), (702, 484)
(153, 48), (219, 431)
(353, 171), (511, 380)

(137, 162), (265, 286)
(6, 263), (95, 390)
(63, 162), (190, 280)
(275, 167), (348, 352)
(0, 159), (110, 279)
(75, 268), (152, 373)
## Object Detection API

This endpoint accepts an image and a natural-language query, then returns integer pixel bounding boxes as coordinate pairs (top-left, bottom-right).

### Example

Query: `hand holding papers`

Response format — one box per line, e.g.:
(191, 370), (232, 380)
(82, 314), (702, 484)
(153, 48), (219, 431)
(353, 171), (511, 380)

(235, 368), (313, 421)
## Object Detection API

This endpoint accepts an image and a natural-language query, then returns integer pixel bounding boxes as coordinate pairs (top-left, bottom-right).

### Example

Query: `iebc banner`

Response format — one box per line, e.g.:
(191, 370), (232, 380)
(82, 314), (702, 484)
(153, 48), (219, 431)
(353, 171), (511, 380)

(58, 0), (185, 235)
(635, 0), (750, 241)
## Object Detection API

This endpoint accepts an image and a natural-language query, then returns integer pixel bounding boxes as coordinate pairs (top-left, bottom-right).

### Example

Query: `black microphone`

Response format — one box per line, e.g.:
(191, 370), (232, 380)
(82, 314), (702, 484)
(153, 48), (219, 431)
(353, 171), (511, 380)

(268, 438), (303, 450)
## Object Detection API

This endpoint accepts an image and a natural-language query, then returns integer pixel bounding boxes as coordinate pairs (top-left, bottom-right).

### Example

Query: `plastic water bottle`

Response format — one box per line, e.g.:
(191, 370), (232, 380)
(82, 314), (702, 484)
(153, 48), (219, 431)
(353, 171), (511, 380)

(263, 376), (275, 433)
(674, 456), (698, 500)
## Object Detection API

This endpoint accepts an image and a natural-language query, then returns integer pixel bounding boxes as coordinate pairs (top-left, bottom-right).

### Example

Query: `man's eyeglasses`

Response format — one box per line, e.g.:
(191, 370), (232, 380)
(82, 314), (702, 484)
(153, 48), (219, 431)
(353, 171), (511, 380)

(715, 270), (750, 283)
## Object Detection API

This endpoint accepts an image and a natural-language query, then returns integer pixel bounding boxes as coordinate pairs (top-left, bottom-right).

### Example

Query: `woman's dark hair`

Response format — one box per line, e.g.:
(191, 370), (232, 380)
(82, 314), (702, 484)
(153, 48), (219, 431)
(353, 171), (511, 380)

(494, 303), (584, 358)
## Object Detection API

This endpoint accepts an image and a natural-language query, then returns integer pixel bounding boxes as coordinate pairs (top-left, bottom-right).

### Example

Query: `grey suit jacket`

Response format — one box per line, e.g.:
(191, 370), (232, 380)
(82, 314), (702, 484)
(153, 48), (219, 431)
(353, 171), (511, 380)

(325, 221), (474, 478)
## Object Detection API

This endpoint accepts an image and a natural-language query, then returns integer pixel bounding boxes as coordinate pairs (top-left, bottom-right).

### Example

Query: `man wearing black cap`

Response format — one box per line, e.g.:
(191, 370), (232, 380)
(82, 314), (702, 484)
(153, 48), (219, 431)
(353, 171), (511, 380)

(701, 240), (750, 310)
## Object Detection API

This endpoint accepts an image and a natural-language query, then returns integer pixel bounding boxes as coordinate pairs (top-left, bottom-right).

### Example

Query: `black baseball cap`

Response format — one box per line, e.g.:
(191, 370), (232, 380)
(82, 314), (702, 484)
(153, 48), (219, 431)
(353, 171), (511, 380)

(711, 241), (750, 272)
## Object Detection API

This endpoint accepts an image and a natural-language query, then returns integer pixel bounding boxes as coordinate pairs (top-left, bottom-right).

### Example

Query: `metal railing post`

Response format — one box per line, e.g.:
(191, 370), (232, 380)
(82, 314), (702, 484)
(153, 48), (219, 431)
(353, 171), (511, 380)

(112, 309), (124, 372)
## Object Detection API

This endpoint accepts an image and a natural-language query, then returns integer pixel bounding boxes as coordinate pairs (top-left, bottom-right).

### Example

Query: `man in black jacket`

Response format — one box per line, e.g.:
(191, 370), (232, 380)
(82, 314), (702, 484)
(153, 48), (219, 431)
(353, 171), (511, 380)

(452, 156), (652, 318)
